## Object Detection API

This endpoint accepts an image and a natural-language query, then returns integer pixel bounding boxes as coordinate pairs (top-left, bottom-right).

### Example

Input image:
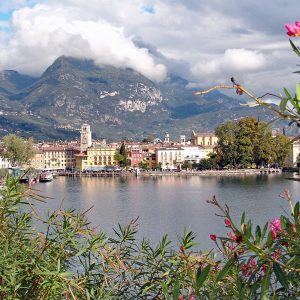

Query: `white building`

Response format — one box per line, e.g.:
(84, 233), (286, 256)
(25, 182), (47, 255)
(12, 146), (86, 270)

(181, 146), (213, 163)
(80, 124), (92, 152)
(155, 147), (183, 170)
(289, 140), (300, 166)
(0, 156), (11, 169)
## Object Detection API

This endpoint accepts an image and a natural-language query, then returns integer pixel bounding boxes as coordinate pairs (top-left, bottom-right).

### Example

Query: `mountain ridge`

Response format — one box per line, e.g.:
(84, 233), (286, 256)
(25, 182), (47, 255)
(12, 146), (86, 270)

(0, 56), (282, 141)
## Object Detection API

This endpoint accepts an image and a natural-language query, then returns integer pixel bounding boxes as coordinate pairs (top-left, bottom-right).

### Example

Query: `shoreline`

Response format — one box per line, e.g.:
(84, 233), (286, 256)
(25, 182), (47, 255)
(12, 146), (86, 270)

(59, 168), (283, 178)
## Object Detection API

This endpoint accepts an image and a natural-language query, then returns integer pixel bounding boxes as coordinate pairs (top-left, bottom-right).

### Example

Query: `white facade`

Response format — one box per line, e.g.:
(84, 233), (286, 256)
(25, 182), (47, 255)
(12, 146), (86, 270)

(0, 156), (11, 169)
(181, 146), (212, 162)
(80, 124), (92, 152)
(156, 147), (183, 169)
(290, 141), (300, 166)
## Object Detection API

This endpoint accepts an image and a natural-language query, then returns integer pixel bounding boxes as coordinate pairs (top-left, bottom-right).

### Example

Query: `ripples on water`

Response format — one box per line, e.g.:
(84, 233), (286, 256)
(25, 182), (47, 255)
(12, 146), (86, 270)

(33, 174), (298, 249)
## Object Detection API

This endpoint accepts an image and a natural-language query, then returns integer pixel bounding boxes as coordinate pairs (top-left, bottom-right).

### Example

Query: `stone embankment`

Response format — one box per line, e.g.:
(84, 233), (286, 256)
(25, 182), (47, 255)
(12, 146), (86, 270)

(59, 168), (281, 178)
(141, 168), (281, 177)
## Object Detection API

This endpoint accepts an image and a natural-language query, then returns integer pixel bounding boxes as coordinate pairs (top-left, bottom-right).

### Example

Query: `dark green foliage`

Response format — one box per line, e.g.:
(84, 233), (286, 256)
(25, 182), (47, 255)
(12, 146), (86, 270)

(215, 117), (290, 168)
(1, 134), (35, 167)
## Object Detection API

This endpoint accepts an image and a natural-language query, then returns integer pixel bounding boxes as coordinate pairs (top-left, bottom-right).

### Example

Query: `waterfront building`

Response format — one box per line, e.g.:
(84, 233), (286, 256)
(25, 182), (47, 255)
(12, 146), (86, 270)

(191, 131), (218, 147)
(126, 144), (144, 167)
(27, 149), (44, 170)
(181, 146), (212, 163)
(75, 152), (88, 171)
(65, 147), (80, 171)
(80, 124), (92, 152)
(42, 146), (67, 170)
(75, 145), (117, 171)
(155, 147), (183, 170)
(87, 145), (117, 168)
(0, 156), (11, 169)
(288, 139), (300, 166)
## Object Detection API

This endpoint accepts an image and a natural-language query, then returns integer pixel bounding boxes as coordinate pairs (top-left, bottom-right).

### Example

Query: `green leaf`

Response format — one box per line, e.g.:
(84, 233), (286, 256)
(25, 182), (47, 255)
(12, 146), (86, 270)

(290, 39), (300, 57)
(283, 87), (292, 100)
(172, 279), (180, 300)
(162, 283), (170, 300)
(196, 265), (211, 289)
(216, 258), (234, 282)
(273, 263), (289, 290)
(296, 83), (300, 101)
(279, 97), (288, 113)
(260, 265), (272, 300)
(294, 202), (300, 222)
(241, 212), (245, 225)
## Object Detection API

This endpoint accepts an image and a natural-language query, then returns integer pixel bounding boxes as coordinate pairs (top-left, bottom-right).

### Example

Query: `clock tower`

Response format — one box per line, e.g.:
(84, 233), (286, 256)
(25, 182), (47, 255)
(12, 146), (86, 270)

(80, 124), (92, 152)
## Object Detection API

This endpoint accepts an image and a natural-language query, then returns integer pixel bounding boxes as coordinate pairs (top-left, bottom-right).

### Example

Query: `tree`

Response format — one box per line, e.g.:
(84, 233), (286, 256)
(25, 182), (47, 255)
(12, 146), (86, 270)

(215, 117), (290, 168)
(273, 134), (291, 166)
(114, 153), (125, 166)
(215, 121), (239, 167)
(1, 134), (34, 167)
(119, 142), (128, 166)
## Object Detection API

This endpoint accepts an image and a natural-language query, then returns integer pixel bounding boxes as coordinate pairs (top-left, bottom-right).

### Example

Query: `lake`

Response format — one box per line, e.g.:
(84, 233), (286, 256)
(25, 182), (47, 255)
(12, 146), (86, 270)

(33, 173), (299, 250)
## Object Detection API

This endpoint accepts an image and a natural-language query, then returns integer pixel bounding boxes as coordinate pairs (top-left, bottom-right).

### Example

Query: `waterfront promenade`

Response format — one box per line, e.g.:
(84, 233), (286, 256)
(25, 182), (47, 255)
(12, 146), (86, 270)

(59, 168), (282, 178)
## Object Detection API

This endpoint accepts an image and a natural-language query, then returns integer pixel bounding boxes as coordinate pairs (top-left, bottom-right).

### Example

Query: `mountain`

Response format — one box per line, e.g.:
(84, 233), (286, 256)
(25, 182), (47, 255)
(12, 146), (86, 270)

(0, 56), (285, 141)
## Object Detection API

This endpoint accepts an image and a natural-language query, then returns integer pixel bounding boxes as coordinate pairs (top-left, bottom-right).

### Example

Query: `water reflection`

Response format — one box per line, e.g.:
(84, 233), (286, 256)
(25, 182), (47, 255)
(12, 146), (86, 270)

(34, 174), (298, 249)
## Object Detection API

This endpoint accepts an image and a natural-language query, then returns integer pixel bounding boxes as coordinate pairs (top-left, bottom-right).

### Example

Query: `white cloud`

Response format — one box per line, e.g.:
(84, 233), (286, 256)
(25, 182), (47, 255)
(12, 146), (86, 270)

(0, 3), (166, 81)
(191, 48), (266, 77)
(0, 0), (299, 97)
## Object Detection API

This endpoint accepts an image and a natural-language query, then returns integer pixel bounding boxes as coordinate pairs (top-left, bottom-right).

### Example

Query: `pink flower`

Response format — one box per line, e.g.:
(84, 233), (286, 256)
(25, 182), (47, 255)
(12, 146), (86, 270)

(285, 21), (300, 37)
(224, 218), (231, 227)
(210, 234), (217, 241)
(178, 296), (184, 300)
(272, 249), (282, 260)
(261, 264), (268, 274)
(269, 218), (283, 240)
(227, 231), (237, 241)
(249, 258), (256, 267)
(189, 294), (196, 300)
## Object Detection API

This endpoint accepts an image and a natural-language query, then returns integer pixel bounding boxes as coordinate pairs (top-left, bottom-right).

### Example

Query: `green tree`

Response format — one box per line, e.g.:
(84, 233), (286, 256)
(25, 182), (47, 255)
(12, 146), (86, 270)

(215, 120), (239, 167)
(215, 117), (290, 168)
(273, 134), (291, 166)
(1, 134), (34, 167)
(119, 142), (127, 166)
(114, 153), (125, 166)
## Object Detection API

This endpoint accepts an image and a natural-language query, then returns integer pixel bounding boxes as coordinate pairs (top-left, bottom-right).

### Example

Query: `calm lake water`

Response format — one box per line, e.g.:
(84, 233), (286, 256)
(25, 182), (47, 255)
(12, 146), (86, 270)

(33, 173), (299, 249)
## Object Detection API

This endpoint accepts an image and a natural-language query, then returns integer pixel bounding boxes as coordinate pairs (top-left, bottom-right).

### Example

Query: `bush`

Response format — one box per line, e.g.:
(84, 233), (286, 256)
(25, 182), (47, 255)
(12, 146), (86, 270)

(1, 175), (300, 299)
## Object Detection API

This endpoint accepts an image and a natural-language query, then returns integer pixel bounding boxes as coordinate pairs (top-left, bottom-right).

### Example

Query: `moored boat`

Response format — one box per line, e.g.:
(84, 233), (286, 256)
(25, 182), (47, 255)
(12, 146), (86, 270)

(39, 172), (54, 182)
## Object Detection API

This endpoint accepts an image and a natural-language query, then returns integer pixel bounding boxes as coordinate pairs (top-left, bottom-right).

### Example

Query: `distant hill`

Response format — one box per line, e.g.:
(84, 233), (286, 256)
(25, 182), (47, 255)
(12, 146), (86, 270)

(0, 56), (285, 141)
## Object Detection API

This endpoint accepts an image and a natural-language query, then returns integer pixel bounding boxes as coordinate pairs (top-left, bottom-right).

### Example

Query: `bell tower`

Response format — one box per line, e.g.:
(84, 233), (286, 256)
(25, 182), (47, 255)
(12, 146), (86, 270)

(80, 124), (92, 152)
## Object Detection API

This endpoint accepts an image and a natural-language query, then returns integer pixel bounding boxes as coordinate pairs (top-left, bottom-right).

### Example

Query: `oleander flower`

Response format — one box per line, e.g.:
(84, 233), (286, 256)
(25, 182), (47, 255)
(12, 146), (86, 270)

(224, 218), (231, 227)
(269, 218), (283, 239)
(210, 234), (217, 241)
(285, 21), (300, 37)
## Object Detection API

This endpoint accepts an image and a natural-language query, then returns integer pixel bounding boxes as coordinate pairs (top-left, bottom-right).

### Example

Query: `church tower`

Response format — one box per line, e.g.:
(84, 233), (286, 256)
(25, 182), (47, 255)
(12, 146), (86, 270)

(80, 124), (92, 152)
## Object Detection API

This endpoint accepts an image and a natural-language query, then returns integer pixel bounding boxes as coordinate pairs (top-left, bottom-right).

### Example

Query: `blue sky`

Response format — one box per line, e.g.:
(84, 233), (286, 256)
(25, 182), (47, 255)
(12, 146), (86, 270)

(0, 0), (299, 99)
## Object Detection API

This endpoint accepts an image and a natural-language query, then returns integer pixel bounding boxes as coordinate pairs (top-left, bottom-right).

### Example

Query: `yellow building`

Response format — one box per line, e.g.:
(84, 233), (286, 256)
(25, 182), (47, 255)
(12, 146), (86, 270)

(42, 146), (66, 170)
(27, 149), (44, 170)
(87, 146), (117, 167)
(191, 131), (218, 147)
(75, 146), (117, 171)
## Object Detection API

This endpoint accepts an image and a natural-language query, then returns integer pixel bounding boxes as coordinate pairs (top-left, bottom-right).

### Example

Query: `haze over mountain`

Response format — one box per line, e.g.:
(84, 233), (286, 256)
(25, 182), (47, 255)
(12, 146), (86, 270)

(0, 56), (281, 141)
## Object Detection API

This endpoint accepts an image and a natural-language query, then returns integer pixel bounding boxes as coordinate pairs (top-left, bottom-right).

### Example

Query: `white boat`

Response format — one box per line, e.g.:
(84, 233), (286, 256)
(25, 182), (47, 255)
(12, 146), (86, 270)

(39, 172), (54, 182)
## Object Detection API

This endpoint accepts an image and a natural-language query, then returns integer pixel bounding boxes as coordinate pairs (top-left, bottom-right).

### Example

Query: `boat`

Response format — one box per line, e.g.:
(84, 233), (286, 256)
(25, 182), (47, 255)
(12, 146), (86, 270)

(39, 172), (54, 182)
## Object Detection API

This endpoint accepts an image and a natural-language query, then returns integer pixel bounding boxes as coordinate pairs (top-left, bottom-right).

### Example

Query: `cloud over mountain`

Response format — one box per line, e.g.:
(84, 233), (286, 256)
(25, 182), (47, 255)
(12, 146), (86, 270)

(0, 0), (299, 96)
(0, 2), (167, 81)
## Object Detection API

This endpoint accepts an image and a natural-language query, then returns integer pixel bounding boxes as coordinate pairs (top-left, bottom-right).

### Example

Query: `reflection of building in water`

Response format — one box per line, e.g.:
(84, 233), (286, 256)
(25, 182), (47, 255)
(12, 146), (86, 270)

(80, 177), (118, 192)
(80, 124), (92, 152)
